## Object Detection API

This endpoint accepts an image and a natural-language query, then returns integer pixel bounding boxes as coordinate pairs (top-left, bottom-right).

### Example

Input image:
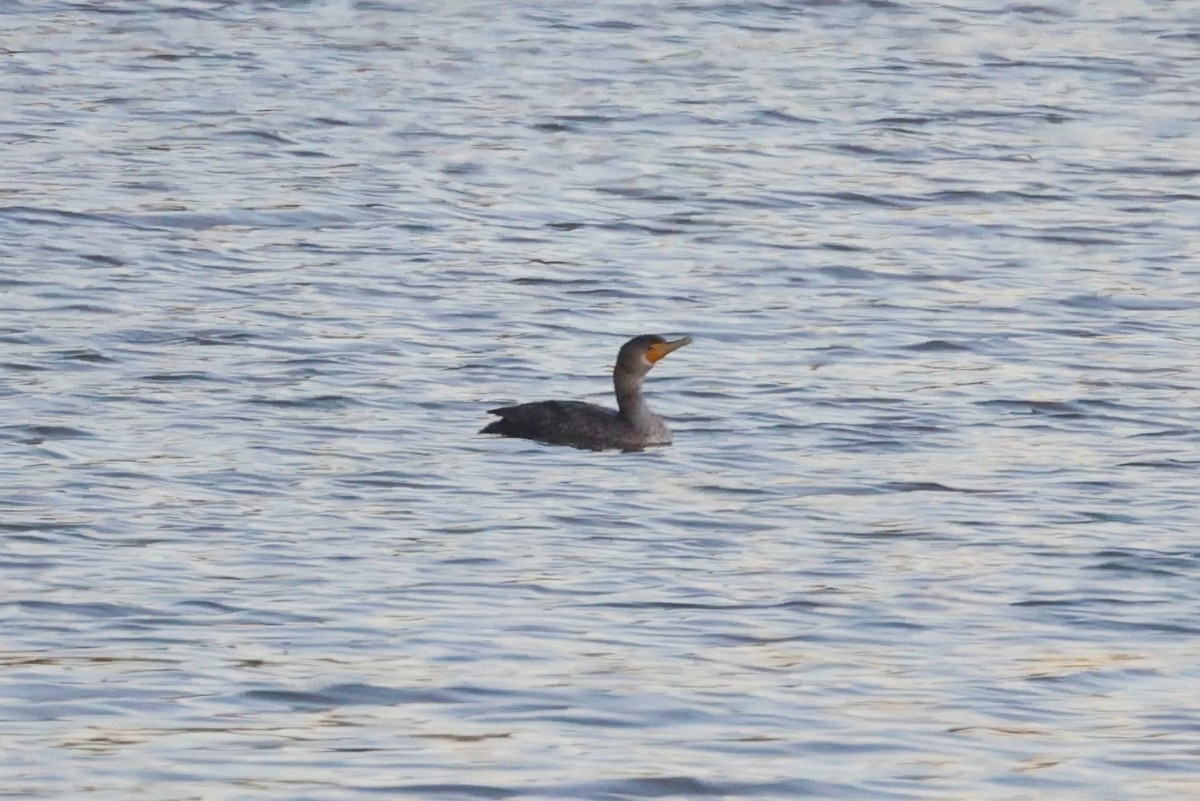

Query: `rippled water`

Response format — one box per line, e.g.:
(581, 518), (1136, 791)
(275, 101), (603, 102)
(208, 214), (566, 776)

(3, 1), (1200, 799)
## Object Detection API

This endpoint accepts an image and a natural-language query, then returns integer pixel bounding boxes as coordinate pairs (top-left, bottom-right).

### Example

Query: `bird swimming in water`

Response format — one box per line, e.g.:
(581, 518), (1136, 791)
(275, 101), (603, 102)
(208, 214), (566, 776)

(480, 334), (692, 451)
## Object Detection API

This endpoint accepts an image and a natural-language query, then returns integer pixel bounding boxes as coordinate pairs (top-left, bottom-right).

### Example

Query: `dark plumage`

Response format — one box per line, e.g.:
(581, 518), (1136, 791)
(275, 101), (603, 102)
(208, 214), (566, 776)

(480, 334), (691, 451)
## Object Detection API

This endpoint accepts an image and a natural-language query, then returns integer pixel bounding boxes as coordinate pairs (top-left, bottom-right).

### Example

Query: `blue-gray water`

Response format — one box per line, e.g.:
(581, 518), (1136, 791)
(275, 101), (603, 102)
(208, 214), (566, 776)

(3, 2), (1199, 799)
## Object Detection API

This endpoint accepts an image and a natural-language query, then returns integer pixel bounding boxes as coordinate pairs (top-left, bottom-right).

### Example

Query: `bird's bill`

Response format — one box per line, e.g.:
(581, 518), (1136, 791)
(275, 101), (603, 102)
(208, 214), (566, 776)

(647, 336), (692, 363)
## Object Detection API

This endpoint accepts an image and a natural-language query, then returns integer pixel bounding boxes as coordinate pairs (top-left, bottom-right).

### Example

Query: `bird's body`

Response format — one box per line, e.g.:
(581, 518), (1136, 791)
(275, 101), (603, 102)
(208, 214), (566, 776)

(480, 334), (691, 451)
(482, 399), (671, 450)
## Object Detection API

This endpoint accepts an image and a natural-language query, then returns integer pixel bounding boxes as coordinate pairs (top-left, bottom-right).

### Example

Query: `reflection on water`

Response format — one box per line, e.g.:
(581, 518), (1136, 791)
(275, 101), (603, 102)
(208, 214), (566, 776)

(3, 1), (1200, 799)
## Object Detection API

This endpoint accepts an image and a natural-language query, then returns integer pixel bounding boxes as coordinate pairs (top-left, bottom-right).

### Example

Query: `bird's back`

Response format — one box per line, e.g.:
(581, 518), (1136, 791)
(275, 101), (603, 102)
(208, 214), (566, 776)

(480, 400), (638, 450)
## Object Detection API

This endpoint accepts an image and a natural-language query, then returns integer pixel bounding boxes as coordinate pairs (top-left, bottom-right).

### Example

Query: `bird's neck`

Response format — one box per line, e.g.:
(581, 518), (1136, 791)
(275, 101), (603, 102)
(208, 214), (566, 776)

(614, 369), (654, 428)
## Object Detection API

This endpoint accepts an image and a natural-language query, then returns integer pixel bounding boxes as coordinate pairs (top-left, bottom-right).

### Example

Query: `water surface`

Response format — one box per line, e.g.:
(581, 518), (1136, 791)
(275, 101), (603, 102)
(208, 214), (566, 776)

(3, 1), (1200, 799)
